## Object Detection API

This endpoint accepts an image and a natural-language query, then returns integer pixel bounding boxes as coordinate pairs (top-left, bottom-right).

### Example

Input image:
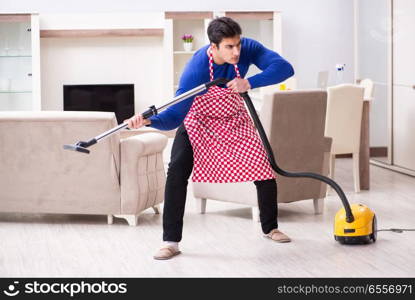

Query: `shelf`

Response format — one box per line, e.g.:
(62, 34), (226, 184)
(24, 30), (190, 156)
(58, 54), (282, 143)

(174, 51), (196, 55)
(0, 14), (31, 22)
(225, 11), (274, 20)
(165, 12), (213, 20)
(0, 91), (32, 94)
(0, 55), (32, 58)
(40, 28), (164, 38)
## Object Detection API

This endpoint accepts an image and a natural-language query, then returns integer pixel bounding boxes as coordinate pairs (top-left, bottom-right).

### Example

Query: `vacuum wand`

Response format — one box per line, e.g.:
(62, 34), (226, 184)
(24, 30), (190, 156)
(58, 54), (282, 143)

(239, 92), (355, 223)
(63, 78), (230, 154)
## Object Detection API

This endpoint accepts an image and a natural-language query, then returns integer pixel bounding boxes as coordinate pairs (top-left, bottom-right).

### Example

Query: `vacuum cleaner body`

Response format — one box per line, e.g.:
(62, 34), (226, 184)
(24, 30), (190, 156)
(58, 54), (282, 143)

(334, 203), (377, 244)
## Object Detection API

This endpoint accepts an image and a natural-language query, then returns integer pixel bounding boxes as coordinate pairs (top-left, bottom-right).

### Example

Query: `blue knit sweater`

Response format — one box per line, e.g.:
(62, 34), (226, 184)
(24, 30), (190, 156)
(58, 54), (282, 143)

(148, 37), (294, 130)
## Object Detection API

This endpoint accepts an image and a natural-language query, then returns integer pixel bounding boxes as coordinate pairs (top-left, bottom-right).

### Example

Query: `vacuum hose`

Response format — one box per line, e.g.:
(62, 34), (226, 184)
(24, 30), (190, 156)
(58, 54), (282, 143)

(239, 92), (355, 223)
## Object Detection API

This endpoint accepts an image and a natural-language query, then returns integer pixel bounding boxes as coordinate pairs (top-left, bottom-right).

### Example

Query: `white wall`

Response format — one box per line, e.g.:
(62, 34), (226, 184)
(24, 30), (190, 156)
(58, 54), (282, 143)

(356, 0), (390, 147)
(1, 0), (356, 89)
(278, 0), (355, 88)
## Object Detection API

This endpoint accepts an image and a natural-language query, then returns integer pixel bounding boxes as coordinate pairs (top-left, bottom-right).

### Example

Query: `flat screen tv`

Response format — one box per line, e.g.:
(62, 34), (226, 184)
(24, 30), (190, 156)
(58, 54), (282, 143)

(63, 84), (134, 124)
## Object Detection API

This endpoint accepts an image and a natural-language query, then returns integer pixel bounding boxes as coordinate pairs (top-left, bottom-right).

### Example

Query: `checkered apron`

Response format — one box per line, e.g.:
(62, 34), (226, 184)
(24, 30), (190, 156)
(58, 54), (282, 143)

(183, 48), (276, 183)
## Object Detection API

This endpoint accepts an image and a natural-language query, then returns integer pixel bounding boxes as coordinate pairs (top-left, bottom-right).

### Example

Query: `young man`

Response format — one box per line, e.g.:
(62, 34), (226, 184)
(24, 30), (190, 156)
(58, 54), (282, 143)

(126, 17), (295, 260)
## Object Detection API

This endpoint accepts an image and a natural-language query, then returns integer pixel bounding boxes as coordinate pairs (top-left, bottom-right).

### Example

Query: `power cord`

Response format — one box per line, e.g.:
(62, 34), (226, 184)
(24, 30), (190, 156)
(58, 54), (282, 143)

(376, 228), (415, 233)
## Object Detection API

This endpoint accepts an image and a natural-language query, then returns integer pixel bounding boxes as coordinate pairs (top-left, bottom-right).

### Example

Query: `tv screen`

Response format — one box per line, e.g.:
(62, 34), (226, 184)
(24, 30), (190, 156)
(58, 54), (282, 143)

(63, 84), (134, 124)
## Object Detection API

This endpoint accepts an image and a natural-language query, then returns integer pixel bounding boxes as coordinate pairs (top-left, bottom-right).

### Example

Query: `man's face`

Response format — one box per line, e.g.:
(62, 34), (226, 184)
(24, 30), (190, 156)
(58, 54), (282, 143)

(212, 36), (241, 64)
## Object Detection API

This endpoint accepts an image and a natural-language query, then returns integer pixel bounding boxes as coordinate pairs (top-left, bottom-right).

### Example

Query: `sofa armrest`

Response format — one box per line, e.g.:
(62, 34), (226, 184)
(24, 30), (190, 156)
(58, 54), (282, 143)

(121, 133), (168, 157)
(120, 133), (168, 215)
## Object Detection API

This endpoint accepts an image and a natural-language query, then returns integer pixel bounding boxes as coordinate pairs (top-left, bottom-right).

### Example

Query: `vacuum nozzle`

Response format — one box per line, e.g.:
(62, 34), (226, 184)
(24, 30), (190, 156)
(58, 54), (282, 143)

(63, 138), (97, 154)
(63, 143), (90, 154)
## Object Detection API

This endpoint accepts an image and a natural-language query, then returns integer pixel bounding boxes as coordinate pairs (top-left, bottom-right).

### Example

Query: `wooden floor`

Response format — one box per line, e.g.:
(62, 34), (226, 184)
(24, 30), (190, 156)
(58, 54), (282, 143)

(1, 155), (415, 277)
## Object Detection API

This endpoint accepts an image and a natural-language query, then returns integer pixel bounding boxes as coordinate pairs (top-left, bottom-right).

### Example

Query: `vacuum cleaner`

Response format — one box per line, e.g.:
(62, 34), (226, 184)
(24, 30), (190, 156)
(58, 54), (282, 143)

(64, 78), (376, 244)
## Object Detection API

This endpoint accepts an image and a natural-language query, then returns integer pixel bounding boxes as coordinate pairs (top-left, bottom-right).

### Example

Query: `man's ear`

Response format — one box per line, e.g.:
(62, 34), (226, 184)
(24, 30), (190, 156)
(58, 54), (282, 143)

(211, 43), (219, 51)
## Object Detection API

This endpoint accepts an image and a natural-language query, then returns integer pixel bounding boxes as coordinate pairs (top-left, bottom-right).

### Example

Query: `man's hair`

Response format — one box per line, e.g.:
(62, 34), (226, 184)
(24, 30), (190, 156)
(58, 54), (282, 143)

(207, 17), (242, 47)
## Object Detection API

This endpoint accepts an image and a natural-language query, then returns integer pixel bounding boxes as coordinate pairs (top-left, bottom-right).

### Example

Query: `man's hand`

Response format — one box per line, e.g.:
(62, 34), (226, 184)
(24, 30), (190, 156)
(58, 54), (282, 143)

(226, 78), (251, 93)
(124, 114), (151, 129)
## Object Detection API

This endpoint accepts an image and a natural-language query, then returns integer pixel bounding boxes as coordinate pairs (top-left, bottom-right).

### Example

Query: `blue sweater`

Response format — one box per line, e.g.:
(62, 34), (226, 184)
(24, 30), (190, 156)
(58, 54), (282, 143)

(148, 37), (294, 130)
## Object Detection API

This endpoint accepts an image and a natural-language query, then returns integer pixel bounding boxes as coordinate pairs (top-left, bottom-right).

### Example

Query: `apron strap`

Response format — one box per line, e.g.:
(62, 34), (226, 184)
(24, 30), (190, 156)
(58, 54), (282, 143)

(208, 47), (241, 81)
(208, 47), (214, 81)
(234, 64), (241, 79)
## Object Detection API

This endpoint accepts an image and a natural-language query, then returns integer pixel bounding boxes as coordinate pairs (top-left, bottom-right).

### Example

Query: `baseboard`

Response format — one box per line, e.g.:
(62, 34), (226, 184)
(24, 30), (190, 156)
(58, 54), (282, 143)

(335, 147), (387, 158)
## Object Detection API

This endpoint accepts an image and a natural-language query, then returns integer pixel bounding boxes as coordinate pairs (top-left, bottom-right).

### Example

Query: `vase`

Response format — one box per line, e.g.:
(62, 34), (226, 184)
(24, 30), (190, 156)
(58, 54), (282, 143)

(183, 42), (193, 52)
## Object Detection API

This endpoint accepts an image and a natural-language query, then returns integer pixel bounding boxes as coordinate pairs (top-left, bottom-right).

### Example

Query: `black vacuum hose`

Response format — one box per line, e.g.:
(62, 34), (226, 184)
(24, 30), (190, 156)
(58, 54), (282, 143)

(240, 92), (355, 223)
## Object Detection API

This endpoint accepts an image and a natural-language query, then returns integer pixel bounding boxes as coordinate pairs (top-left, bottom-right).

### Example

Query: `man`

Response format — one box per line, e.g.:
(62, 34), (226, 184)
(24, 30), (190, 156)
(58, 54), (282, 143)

(126, 17), (295, 260)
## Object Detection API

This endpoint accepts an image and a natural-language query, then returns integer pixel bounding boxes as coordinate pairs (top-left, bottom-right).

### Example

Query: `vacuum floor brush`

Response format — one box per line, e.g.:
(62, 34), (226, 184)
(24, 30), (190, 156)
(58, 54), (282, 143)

(64, 78), (376, 244)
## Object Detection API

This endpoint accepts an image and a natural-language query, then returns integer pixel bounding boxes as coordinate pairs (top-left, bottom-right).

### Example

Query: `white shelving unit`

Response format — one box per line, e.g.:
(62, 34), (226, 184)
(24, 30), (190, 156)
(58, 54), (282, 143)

(164, 12), (212, 99)
(163, 11), (283, 103)
(0, 13), (41, 111)
(223, 11), (282, 103)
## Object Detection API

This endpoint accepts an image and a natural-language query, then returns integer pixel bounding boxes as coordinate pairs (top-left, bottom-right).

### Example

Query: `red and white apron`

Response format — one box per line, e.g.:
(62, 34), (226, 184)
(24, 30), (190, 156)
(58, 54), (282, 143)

(183, 48), (276, 183)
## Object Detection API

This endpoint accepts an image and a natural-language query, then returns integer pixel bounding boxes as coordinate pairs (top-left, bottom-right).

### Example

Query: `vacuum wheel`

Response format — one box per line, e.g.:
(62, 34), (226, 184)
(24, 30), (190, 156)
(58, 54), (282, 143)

(370, 215), (377, 242)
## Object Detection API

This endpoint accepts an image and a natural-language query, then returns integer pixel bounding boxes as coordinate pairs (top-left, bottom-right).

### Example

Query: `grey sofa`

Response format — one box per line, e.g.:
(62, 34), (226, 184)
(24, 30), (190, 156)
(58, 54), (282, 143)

(0, 111), (167, 225)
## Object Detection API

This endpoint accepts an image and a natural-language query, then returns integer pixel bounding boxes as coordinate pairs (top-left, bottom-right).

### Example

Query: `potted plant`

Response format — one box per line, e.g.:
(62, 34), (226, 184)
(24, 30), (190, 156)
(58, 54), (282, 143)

(182, 34), (194, 52)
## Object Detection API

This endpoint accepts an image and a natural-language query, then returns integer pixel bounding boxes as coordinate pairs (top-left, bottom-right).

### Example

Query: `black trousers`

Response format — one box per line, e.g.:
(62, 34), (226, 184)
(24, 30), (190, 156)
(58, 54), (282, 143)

(163, 125), (279, 242)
